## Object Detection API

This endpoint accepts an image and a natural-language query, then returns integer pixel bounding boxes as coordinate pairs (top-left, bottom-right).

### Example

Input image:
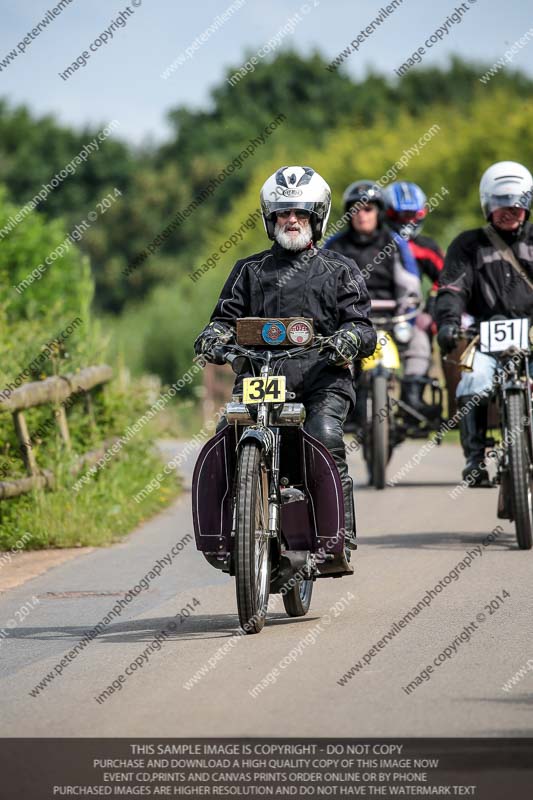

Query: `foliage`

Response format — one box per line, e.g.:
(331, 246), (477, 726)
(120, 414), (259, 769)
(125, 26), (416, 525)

(0, 439), (180, 550)
(1, 56), (532, 314)
(0, 188), (179, 546)
(110, 84), (533, 383)
(2, 53), (533, 383)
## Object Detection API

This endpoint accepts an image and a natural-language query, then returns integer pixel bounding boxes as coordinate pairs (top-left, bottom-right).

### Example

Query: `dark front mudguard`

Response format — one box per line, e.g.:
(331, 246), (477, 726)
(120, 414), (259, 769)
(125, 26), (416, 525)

(191, 425), (237, 568)
(191, 424), (345, 564)
(299, 428), (345, 554)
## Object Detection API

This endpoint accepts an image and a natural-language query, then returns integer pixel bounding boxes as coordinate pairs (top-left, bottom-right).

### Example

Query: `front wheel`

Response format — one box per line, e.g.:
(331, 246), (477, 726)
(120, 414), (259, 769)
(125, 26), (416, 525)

(283, 577), (313, 617)
(372, 374), (389, 490)
(234, 442), (272, 633)
(506, 391), (533, 550)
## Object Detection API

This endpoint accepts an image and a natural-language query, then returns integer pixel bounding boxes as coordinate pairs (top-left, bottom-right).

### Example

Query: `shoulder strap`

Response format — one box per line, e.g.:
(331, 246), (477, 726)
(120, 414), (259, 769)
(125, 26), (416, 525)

(483, 224), (533, 293)
(391, 230), (419, 278)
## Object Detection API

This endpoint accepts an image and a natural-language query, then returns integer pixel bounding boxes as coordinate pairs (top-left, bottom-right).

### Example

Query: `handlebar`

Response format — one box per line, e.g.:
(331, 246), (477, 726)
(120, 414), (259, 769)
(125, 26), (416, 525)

(370, 296), (424, 327)
(213, 336), (333, 372)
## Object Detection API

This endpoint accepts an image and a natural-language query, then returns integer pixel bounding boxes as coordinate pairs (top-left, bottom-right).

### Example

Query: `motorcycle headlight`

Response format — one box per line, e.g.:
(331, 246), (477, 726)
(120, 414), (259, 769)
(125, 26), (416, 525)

(273, 403), (306, 425)
(225, 402), (254, 423)
(393, 321), (413, 344)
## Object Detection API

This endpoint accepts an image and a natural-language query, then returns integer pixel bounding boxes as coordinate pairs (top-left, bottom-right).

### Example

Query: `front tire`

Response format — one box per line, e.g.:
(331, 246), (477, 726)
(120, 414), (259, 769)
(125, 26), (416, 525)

(372, 374), (389, 490)
(283, 577), (313, 617)
(506, 391), (533, 550)
(234, 443), (271, 633)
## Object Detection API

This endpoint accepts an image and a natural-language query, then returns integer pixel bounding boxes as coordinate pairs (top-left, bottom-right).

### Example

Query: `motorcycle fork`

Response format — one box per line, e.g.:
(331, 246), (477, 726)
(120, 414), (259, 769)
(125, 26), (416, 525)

(257, 354), (281, 539)
(524, 355), (533, 461)
(498, 358), (533, 472)
(268, 428), (281, 539)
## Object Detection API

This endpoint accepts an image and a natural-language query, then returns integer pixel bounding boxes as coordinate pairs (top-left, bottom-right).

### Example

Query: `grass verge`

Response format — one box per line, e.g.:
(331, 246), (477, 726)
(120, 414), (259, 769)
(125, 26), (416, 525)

(0, 440), (180, 551)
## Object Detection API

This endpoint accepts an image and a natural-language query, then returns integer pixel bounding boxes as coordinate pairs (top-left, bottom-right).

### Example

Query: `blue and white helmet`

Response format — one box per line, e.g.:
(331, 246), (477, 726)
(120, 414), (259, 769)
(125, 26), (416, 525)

(260, 166), (331, 241)
(383, 181), (427, 238)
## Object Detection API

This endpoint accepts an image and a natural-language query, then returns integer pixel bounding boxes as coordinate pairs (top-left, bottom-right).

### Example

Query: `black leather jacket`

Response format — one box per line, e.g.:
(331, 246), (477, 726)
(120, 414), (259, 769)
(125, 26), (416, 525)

(436, 222), (533, 327)
(196, 241), (376, 405)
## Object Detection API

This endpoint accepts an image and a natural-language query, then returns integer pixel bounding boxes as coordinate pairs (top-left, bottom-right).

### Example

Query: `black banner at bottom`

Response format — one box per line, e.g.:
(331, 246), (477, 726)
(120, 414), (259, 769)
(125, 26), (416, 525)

(2, 739), (532, 799)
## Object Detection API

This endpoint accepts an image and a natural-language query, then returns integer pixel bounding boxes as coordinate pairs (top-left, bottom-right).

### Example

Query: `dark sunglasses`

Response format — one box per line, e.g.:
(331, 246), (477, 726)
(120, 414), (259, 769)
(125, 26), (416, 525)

(276, 209), (311, 219)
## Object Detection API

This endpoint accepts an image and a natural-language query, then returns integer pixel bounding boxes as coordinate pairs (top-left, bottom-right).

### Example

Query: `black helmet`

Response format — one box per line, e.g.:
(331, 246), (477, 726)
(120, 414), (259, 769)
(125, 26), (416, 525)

(343, 180), (384, 215)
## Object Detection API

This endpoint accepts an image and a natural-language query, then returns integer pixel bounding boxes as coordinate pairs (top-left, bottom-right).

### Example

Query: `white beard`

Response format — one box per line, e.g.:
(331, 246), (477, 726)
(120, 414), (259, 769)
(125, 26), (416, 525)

(274, 220), (313, 251)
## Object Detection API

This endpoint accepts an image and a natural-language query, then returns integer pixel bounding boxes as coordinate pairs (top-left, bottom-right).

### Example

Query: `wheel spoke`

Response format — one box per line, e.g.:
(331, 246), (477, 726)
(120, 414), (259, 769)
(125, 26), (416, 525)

(253, 462), (270, 611)
(235, 444), (271, 633)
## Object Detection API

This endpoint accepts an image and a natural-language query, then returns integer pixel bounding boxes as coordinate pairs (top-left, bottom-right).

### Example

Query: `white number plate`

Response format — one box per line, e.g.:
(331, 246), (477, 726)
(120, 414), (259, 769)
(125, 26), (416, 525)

(479, 318), (529, 353)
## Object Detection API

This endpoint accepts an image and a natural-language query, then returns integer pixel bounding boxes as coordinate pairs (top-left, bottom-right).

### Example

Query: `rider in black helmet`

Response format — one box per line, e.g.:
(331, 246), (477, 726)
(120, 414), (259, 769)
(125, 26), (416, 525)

(326, 179), (438, 418)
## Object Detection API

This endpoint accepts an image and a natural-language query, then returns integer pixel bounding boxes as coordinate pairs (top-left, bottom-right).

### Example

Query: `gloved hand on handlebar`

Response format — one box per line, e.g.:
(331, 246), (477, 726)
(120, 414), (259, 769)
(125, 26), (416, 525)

(437, 323), (459, 354)
(194, 321), (235, 364)
(327, 328), (362, 366)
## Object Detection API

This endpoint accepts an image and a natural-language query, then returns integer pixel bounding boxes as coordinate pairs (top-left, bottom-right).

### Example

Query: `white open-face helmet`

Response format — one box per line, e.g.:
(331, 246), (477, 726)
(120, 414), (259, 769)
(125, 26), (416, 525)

(479, 161), (533, 220)
(260, 165), (331, 241)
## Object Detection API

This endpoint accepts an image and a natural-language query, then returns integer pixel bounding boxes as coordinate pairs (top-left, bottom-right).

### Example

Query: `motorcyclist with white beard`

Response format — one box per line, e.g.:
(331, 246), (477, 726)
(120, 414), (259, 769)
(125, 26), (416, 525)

(194, 166), (376, 552)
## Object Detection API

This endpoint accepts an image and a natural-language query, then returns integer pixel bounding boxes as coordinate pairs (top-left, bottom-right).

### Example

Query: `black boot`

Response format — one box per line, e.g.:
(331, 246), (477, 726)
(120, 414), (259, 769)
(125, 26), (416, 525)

(458, 395), (490, 486)
(401, 376), (441, 421)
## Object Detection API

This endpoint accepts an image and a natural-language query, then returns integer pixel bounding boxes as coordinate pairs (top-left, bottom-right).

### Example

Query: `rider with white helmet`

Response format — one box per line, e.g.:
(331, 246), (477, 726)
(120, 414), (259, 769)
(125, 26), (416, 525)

(195, 166), (377, 551)
(436, 161), (533, 485)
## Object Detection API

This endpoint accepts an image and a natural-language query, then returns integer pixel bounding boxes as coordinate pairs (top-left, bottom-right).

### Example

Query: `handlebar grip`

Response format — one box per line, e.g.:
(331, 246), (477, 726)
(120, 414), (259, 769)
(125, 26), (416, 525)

(210, 344), (229, 365)
(224, 351), (239, 366)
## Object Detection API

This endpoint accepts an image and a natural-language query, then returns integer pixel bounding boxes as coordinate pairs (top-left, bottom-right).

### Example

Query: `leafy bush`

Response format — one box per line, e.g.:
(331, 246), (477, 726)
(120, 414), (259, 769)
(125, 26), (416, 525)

(0, 188), (179, 547)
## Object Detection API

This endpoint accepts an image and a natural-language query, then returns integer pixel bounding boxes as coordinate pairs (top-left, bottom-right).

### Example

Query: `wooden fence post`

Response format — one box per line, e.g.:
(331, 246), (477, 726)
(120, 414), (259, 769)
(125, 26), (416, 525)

(54, 406), (71, 451)
(12, 411), (38, 476)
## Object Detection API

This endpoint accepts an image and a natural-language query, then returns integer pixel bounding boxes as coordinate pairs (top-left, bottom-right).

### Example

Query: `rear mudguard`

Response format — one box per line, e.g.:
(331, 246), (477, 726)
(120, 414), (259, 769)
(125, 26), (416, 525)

(191, 425), (345, 558)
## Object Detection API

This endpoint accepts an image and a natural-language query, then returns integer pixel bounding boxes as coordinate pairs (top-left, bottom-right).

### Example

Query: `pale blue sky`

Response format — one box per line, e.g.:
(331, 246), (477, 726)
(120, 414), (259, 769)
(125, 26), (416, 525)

(1, 0), (532, 145)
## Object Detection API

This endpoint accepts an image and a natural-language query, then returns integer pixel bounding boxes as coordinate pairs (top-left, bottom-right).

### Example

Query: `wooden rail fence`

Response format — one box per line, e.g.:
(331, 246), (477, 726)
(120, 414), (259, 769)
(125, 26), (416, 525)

(0, 365), (113, 500)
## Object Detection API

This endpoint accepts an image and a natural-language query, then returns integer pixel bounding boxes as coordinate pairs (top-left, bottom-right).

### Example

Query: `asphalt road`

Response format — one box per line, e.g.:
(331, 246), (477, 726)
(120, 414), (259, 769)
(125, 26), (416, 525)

(1, 439), (532, 737)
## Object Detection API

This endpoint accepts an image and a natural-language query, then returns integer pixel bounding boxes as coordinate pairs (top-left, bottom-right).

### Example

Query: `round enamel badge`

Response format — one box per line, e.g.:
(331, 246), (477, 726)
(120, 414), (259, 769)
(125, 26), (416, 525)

(262, 320), (286, 345)
(287, 319), (313, 345)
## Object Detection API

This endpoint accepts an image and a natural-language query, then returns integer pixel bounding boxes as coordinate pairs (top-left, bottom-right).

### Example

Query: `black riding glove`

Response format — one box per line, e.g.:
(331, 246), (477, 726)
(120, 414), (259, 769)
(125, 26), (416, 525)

(327, 329), (362, 366)
(194, 321), (234, 364)
(425, 294), (436, 319)
(437, 323), (459, 354)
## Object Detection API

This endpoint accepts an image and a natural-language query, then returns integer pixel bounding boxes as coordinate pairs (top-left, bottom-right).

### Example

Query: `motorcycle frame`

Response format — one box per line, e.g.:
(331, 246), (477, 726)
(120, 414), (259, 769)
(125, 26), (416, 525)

(192, 348), (346, 577)
(490, 350), (533, 482)
(358, 324), (442, 446)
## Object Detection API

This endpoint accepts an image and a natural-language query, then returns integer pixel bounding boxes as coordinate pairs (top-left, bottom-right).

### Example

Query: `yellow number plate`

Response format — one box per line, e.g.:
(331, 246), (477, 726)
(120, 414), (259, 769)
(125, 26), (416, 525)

(243, 376), (286, 404)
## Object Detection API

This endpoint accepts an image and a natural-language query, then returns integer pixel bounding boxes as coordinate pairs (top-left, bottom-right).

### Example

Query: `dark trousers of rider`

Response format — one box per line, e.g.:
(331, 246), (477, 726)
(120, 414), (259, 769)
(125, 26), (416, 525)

(303, 391), (356, 547)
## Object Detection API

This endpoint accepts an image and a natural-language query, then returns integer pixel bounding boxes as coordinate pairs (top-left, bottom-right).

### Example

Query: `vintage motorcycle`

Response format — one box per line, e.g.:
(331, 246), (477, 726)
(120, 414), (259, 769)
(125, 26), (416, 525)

(458, 317), (533, 549)
(350, 299), (444, 489)
(192, 317), (353, 634)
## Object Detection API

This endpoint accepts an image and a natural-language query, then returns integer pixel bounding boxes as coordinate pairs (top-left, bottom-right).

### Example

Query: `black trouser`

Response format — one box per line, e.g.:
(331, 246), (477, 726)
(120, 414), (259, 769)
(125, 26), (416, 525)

(303, 391), (356, 543)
